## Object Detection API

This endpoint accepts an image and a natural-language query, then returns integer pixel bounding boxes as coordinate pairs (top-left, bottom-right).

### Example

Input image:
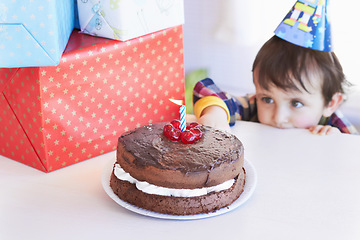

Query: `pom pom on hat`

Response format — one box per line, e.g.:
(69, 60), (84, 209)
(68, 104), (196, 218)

(274, 0), (332, 52)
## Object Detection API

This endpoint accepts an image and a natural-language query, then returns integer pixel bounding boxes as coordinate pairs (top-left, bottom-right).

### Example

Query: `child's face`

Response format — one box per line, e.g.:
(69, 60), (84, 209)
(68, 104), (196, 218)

(254, 70), (331, 130)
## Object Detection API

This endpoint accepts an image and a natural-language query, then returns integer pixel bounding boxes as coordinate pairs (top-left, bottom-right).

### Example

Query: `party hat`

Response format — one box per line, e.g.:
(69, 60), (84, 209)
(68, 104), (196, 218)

(274, 0), (332, 52)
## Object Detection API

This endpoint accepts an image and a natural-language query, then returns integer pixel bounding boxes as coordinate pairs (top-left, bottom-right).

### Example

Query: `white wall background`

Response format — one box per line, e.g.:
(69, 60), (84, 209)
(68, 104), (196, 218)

(182, 0), (360, 128)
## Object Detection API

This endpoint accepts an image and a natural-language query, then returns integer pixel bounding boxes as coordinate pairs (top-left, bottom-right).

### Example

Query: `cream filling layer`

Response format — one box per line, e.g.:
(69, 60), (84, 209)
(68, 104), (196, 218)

(114, 163), (235, 197)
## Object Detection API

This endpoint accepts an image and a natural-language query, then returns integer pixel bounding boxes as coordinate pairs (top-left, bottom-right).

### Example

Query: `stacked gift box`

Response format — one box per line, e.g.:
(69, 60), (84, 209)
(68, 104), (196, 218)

(0, 0), (185, 172)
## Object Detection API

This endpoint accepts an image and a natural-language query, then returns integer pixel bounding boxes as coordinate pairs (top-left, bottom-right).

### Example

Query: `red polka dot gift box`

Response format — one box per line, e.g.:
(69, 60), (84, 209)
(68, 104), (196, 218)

(0, 26), (184, 172)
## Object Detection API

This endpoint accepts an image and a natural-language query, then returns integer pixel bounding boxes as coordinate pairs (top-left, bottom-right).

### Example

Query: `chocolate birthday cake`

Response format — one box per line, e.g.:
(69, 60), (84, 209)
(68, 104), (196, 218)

(109, 121), (245, 215)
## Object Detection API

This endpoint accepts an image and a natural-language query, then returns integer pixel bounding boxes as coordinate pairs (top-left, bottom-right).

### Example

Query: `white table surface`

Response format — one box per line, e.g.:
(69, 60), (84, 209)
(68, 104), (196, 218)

(1, 121), (360, 240)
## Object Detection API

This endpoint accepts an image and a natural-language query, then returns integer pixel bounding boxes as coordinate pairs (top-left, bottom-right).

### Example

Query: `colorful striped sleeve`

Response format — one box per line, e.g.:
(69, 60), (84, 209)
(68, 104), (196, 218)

(193, 78), (258, 126)
(326, 110), (359, 134)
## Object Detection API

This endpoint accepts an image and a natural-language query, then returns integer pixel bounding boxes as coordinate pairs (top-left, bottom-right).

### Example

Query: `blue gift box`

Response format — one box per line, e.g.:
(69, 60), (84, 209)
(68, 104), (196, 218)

(0, 0), (75, 68)
(74, 0), (80, 29)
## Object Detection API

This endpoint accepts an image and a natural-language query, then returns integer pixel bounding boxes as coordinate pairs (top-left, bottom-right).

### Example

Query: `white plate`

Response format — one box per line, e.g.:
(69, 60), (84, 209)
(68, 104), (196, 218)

(101, 158), (257, 220)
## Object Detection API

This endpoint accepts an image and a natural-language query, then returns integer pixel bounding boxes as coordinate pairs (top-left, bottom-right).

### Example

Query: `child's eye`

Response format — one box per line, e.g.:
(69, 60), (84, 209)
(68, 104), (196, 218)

(291, 100), (304, 108)
(261, 97), (273, 104)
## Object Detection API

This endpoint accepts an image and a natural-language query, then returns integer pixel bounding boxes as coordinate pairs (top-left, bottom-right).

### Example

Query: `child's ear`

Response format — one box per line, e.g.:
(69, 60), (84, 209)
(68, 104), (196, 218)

(323, 93), (343, 117)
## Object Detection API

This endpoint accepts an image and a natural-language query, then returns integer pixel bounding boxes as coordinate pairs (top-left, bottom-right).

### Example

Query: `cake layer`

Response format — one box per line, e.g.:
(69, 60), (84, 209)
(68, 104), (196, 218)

(110, 168), (246, 215)
(113, 163), (235, 197)
(117, 123), (244, 189)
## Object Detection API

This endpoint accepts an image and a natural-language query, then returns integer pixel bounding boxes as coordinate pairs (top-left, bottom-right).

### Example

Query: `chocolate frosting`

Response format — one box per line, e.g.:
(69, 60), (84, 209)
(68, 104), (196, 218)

(119, 123), (243, 173)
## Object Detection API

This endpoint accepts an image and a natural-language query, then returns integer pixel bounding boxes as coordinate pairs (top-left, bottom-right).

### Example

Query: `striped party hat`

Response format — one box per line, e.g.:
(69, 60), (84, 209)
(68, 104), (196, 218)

(274, 0), (332, 52)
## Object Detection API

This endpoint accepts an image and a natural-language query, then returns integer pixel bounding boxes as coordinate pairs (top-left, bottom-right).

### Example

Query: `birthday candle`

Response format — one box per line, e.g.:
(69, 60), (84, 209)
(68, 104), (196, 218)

(179, 105), (186, 132)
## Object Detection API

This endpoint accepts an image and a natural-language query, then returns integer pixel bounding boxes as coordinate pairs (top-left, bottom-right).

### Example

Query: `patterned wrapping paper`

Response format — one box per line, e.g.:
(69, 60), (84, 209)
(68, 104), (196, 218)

(0, 26), (184, 172)
(77, 0), (184, 41)
(0, 0), (75, 68)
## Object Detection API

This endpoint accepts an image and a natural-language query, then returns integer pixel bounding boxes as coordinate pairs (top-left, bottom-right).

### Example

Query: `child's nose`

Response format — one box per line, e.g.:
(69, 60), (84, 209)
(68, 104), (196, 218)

(273, 105), (289, 127)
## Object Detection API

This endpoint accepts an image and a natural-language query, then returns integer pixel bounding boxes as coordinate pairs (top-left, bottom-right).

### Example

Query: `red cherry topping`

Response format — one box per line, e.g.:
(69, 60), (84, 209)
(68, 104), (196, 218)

(169, 128), (181, 141)
(163, 124), (173, 136)
(163, 123), (181, 141)
(180, 130), (196, 144)
(163, 120), (203, 143)
(188, 122), (201, 129)
(190, 128), (203, 141)
(170, 119), (181, 130)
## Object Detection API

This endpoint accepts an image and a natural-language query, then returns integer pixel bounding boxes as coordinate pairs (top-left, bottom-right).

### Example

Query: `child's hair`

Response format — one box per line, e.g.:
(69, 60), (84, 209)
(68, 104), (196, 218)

(252, 35), (348, 105)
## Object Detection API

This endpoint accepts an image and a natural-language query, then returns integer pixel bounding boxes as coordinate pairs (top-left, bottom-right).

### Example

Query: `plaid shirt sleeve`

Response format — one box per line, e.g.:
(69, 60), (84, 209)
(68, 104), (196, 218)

(193, 78), (258, 126)
(323, 110), (359, 134)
